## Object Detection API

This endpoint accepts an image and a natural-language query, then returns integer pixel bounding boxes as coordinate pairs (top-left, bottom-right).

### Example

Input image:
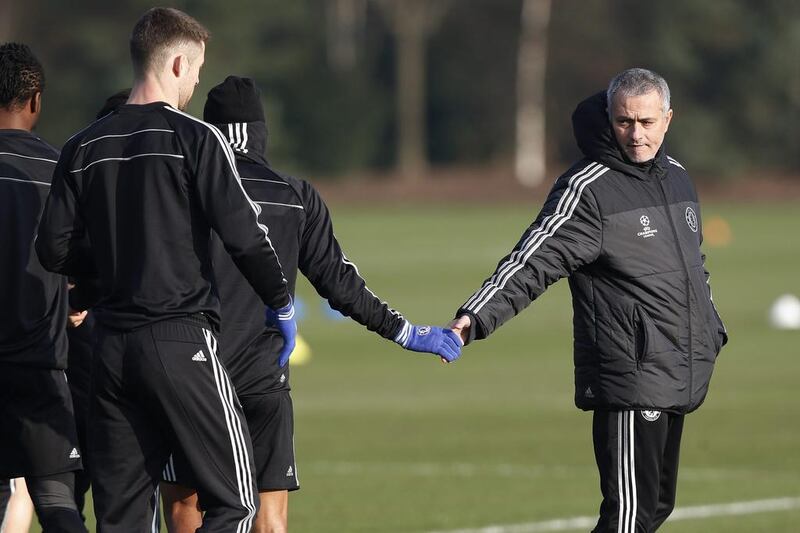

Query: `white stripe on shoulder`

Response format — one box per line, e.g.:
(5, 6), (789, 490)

(667, 156), (686, 170)
(79, 128), (174, 148)
(462, 162), (608, 313)
(63, 112), (115, 146)
(240, 177), (290, 185)
(0, 176), (50, 187)
(0, 151), (57, 164)
(254, 201), (304, 210)
(69, 153), (184, 173)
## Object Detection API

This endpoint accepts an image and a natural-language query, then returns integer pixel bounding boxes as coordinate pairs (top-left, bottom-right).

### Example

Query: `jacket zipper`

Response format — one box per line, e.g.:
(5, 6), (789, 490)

(657, 177), (693, 407)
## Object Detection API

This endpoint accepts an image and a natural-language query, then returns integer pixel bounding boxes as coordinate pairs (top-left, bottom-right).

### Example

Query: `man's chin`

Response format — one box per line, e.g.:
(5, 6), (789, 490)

(626, 149), (653, 163)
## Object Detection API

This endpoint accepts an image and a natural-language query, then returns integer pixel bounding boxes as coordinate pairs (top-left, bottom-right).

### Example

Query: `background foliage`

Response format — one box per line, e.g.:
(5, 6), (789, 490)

(7, 0), (799, 179)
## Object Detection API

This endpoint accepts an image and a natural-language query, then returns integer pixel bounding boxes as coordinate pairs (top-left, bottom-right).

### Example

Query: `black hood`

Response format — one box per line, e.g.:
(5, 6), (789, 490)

(572, 91), (668, 181)
(204, 76), (269, 166)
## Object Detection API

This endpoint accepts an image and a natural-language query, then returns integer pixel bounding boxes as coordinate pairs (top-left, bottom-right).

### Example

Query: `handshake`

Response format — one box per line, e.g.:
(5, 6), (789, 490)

(266, 299), (473, 366)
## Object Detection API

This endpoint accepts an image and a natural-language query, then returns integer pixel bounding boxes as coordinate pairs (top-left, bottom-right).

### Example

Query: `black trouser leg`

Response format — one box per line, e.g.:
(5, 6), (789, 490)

(88, 329), (167, 533)
(591, 410), (684, 533)
(651, 415), (684, 530)
(148, 324), (258, 531)
(90, 319), (257, 532)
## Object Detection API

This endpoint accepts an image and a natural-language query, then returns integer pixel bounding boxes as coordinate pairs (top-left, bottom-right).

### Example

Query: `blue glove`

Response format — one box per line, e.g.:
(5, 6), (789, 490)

(394, 322), (463, 362)
(265, 300), (297, 367)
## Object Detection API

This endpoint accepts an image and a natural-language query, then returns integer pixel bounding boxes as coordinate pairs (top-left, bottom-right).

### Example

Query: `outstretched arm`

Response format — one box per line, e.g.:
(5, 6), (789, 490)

(297, 182), (460, 361)
(454, 162), (606, 343)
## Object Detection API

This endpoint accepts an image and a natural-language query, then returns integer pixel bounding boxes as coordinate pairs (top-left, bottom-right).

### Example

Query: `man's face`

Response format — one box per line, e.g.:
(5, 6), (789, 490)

(177, 42), (205, 110)
(610, 90), (672, 163)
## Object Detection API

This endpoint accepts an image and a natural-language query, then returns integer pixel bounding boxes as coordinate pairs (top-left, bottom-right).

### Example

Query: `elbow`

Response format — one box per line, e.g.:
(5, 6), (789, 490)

(34, 234), (64, 273)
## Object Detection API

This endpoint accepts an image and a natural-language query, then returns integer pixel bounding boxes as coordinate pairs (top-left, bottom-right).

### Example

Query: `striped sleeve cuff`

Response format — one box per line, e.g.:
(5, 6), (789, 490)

(393, 320), (413, 347)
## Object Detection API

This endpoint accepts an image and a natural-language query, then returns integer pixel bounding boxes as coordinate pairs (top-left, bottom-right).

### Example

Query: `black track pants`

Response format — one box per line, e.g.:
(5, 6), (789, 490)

(88, 317), (258, 532)
(592, 410), (684, 533)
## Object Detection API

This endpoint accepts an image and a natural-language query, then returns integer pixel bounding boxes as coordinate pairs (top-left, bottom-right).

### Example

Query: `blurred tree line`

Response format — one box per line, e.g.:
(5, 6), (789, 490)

(3, 0), (798, 180)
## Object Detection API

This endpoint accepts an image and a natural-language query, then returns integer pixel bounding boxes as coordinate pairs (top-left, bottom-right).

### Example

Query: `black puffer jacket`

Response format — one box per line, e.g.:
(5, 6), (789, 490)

(458, 92), (727, 413)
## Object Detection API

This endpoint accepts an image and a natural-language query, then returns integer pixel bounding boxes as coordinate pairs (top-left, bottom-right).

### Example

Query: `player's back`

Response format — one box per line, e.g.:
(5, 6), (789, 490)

(0, 130), (67, 368)
(58, 103), (220, 330)
(211, 160), (304, 388)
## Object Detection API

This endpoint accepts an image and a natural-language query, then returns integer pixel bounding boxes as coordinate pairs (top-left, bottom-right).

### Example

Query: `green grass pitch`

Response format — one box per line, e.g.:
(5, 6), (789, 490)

(29, 201), (800, 532)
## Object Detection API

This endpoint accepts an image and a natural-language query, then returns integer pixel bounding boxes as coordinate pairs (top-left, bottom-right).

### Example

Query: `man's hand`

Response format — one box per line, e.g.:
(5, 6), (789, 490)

(448, 315), (472, 346)
(394, 323), (463, 363)
(67, 309), (88, 328)
(265, 300), (297, 367)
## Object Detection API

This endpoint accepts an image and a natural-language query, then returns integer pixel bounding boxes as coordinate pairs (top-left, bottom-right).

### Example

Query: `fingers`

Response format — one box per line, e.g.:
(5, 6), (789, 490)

(437, 330), (462, 362)
(448, 315), (471, 345)
(278, 341), (295, 367)
(442, 328), (463, 346)
(67, 309), (88, 328)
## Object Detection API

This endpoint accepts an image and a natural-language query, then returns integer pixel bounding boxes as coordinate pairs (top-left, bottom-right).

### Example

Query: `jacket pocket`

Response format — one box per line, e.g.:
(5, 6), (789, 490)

(633, 305), (679, 362)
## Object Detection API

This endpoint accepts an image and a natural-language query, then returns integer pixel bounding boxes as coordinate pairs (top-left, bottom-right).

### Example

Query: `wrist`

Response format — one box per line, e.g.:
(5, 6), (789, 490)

(393, 320), (413, 347)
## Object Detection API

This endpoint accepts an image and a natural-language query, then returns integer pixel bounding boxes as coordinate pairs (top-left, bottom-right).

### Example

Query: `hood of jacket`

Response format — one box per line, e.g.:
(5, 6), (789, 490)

(211, 120), (269, 167)
(572, 91), (669, 181)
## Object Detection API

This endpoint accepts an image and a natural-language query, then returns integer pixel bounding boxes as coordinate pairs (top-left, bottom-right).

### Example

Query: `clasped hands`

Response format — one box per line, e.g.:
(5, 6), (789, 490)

(393, 315), (473, 364)
(266, 296), (474, 366)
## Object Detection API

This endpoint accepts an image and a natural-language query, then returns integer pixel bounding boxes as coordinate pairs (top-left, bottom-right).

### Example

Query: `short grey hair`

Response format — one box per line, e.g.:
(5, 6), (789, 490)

(607, 68), (671, 116)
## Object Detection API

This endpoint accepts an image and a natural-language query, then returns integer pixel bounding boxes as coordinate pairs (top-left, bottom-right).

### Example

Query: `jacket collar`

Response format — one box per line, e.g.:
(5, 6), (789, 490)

(212, 120), (269, 167)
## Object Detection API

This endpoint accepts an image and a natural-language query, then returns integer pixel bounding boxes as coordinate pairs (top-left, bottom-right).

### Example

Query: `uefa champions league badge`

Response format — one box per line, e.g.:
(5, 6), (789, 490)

(685, 207), (698, 232)
(418, 326), (431, 336)
(641, 410), (661, 422)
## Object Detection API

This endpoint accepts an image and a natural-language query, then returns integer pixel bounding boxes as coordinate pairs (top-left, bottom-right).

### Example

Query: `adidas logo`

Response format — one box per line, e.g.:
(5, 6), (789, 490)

(286, 466), (294, 477)
(584, 386), (595, 399)
(279, 374), (286, 384)
(192, 350), (207, 362)
(69, 448), (81, 459)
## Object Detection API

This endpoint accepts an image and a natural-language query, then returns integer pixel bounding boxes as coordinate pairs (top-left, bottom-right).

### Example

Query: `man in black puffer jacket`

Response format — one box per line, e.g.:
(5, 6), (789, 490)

(451, 68), (727, 532)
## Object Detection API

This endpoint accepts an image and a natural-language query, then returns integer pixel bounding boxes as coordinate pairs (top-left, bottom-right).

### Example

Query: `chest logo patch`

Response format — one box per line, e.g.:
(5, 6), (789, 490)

(685, 207), (698, 233)
(641, 410), (661, 422)
(637, 214), (658, 239)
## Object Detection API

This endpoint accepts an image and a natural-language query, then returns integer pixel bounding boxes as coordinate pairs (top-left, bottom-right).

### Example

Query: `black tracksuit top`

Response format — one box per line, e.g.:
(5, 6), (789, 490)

(458, 92), (727, 414)
(36, 102), (290, 331)
(208, 120), (406, 392)
(0, 130), (68, 368)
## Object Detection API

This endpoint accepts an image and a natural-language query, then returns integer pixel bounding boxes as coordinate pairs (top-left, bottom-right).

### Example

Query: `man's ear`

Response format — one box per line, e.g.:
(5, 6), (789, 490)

(171, 54), (186, 78)
(29, 92), (42, 115)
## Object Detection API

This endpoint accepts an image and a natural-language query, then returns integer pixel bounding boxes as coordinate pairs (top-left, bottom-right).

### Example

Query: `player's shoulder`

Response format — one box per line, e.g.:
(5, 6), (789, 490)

(0, 130), (60, 161)
(553, 158), (612, 191)
(60, 113), (115, 155)
(665, 154), (690, 175)
(159, 105), (220, 138)
(236, 161), (306, 208)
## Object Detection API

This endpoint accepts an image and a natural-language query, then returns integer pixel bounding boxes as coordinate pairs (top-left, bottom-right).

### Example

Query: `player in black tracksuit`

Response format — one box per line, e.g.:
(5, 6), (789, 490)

(453, 70), (727, 532)
(0, 42), (86, 532)
(35, 8), (296, 532)
(160, 76), (462, 533)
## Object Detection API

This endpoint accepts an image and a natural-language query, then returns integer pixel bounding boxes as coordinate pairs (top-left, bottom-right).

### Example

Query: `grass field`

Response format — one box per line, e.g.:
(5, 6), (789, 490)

(30, 201), (800, 532)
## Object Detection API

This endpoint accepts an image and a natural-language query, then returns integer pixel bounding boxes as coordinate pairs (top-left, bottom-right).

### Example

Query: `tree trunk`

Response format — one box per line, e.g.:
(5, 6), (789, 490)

(326, 0), (366, 72)
(394, 2), (428, 180)
(377, 0), (450, 181)
(515, 0), (551, 187)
